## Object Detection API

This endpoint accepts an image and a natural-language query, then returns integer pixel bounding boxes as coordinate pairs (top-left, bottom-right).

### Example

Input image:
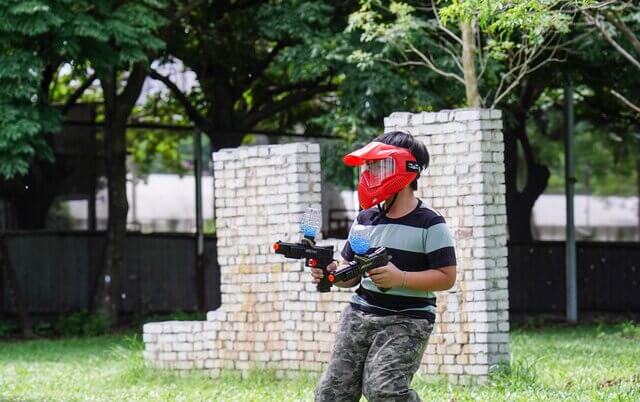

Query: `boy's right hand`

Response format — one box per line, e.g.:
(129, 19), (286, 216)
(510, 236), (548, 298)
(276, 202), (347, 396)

(311, 262), (337, 284)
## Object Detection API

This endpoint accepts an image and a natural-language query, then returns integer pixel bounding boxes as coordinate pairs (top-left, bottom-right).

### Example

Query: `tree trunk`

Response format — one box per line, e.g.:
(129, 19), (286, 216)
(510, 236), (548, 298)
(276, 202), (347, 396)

(92, 65), (146, 325)
(92, 72), (127, 324)
(0, 236), (33, 337)
(204, 67), (247, 151)
(504, 113), (550, 242)
(460, 19), (481, 108)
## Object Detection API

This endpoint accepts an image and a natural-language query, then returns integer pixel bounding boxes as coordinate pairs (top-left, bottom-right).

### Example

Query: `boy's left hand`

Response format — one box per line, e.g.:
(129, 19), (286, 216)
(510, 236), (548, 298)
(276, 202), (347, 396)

(368, 261), (403, 288)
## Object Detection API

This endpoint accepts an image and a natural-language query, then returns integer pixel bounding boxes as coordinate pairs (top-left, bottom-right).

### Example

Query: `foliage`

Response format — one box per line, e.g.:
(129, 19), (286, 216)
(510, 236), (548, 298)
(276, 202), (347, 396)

(580, 1), (640, 116)
(57, 310), (112, 337)
(126, 87), (218, 176)
(313, 109), (378, 190)
(128, 92), (192, 176)
(45, 201), (75, 230)
(0, 1), (62, 178)
(0, 0), (166, 179)
(157, 0), (353, 147)
(1, 325), (639, 400)
(0, 321), (17, 338)
(347, 0), (592, 107)
(149, 1), (439, 185)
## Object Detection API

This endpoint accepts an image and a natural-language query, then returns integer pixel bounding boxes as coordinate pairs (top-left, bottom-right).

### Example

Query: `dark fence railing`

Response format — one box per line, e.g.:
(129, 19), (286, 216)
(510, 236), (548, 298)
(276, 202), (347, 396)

(1, 231), (220, 316)
(508, 241), (640, 314)
(3, 233), (638, 317)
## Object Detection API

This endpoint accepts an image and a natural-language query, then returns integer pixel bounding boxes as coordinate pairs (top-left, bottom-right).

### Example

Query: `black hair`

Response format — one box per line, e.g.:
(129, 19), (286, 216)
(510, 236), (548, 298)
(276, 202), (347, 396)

(373, 131), (429, 190)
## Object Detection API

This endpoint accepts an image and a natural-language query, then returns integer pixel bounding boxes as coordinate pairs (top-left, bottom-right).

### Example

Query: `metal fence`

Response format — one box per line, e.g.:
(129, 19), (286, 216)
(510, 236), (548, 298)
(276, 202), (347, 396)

(1, 231), (220, 315)
(508, 241), (640, 314)
(3, 233), (638, 317)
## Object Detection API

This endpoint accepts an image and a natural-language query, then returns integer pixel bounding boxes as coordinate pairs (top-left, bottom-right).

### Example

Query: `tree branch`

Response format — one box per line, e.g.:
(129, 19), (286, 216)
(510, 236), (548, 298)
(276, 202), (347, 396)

(611, 89), (640, 114)
(247, 39), (298, 86)
(491, 33), (565, 107)
(431, 0), (462, 45)
(116, 63), (148, 120)
(583, 11), (640, 70)
(41, 63), (58, 99)
(604, 11), (640, 55)
(264, 76), (329, 97)
(61, 74), (97, 116)
(167, 0), (208, 25)
(432, 40), (464, 74)
(149, 68), (213, 132)
(406, 42), (465, 84)
(243, 84), (336, 129)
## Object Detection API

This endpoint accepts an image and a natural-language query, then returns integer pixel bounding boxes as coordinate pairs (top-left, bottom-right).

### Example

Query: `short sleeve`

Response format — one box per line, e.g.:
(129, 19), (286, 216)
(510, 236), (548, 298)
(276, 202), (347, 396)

(424, 219), (456, 269)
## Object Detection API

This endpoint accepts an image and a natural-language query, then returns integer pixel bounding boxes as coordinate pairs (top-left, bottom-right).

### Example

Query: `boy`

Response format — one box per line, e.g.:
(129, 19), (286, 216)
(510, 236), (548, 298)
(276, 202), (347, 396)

(312, 131), (457, 402)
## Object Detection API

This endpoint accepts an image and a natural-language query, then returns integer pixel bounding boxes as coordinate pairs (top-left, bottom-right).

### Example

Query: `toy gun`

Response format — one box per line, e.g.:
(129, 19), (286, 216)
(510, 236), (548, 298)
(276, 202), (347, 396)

(273, 208), (335, 292)
(327, 246), (390, 292)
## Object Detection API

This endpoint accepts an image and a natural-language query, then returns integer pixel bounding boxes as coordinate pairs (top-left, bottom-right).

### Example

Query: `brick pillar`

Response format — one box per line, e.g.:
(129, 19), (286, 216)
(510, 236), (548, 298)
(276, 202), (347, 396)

(384, 109), (510, 384)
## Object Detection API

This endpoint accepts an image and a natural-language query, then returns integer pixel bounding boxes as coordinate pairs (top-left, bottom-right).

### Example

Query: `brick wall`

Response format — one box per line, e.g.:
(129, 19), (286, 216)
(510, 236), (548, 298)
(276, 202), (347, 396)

(143, 109), (510, 384)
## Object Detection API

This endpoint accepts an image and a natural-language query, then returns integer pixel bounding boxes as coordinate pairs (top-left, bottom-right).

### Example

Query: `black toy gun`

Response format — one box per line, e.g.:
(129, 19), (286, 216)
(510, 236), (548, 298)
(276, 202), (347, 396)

(272, 238), (335, 292)
(273, 207), (335, 292)
(327, 247), (391, 292)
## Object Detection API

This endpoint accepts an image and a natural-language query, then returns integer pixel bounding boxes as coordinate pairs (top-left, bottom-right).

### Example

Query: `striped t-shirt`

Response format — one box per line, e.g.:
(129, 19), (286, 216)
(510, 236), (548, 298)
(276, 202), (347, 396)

(341, 200), (456, 322)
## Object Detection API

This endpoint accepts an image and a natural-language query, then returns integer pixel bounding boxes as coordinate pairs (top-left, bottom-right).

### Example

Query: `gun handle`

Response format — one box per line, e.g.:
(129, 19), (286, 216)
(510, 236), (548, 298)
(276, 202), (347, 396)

(317, 271), (332, 293)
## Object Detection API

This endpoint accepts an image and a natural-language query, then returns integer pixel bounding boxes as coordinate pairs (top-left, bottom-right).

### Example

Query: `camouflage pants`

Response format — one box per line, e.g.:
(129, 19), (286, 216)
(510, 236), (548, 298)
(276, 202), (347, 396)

(315, 304), (434, 402)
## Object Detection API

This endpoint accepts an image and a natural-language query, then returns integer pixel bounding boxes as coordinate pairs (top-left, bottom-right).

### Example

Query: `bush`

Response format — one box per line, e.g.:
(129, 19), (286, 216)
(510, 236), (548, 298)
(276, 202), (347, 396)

(0, 321), (17, 338)
(57, 311), (111, 337)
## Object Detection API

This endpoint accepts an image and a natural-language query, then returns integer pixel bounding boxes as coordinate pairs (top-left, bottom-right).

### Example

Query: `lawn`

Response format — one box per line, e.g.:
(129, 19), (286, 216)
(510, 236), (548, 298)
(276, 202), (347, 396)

(0, 323), (639, 401)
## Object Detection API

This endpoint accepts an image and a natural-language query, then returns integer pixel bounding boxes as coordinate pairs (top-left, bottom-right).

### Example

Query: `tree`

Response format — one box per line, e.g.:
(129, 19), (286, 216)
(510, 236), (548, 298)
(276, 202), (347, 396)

(87, 2), (166, 324)
(347, 0), (594, 240)
(149, 0), (369, 150)
(348, 0), (586, 107)
(147, 1), (444, 195)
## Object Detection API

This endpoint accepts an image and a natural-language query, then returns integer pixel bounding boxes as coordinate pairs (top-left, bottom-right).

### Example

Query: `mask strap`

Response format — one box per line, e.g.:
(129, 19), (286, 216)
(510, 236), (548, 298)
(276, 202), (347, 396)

(373, 193), (398, 223)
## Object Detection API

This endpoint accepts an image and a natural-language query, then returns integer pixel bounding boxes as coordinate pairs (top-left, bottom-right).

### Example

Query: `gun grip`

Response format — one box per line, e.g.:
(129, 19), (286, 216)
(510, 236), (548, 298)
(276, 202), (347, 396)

(317, 269), (332, 292)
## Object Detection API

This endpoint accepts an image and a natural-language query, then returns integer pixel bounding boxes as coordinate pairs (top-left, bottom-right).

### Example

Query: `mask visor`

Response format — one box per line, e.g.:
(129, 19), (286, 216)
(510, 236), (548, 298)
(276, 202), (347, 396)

(360, 157), (396, 188)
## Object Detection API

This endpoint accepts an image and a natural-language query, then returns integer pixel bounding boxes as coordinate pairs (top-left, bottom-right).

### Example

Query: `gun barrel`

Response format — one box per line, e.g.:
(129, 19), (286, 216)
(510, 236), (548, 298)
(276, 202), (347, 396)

(272, 240), (335, 292)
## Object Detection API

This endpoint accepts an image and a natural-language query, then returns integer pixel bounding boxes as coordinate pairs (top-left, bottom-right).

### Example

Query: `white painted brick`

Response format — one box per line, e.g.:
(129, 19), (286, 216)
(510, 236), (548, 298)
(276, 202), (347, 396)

(143, 323), (163, 335)
(453, 109), (482, 121)
(415, 112), (436, 124)
(384, 112), (411, 127)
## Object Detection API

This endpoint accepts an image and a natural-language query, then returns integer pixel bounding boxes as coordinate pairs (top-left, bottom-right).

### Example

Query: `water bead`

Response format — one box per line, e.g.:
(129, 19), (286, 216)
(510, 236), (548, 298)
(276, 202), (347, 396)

(301, 224), (317, 238)
(349, 235), (370, 255)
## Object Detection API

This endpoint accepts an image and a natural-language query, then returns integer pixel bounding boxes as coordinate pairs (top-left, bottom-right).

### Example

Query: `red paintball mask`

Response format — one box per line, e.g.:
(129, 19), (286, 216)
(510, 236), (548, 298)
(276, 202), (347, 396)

(343, 141), (422, 209)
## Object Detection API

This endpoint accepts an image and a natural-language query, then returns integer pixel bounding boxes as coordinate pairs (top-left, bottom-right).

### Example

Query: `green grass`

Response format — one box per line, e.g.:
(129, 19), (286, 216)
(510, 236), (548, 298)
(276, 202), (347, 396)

(0, 323), (639, 401)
